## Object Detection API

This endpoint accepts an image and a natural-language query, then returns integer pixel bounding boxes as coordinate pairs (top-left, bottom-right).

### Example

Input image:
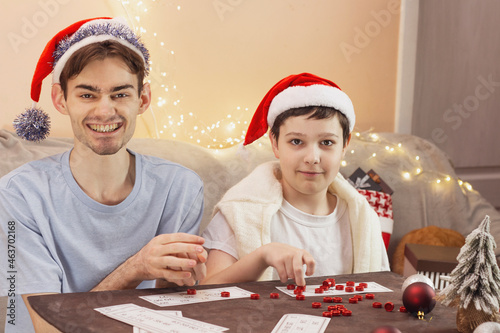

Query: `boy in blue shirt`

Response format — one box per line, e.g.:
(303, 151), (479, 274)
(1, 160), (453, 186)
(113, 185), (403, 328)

(1, 17), (206, 332)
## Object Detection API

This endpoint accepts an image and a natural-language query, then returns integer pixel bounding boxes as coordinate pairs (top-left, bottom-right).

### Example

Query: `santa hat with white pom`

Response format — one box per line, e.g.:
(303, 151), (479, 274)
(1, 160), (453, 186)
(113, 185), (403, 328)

(241, 72), (356, 148)
(14, 17), (150, 142)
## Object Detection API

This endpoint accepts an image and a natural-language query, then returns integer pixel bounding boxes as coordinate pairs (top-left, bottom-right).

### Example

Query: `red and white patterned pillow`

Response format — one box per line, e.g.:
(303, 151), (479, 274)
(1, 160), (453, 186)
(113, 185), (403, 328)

(357, 189), (393, 251)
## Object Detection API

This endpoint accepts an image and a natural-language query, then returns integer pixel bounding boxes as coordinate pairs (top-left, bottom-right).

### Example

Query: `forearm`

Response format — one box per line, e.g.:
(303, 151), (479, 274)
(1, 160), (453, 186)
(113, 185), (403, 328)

(91, 255), (143, 291)
(201, 247), (268, 285)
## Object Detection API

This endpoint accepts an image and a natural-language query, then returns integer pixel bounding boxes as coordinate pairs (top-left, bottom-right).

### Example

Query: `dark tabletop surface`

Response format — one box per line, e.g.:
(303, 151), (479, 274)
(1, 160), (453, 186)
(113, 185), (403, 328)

(28, 271), (458, 333)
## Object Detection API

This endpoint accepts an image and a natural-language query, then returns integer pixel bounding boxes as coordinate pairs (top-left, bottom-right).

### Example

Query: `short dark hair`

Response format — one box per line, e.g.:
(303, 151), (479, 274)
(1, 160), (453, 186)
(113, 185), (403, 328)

(270, 106), (350, 147)
(59, 40), (146, 99)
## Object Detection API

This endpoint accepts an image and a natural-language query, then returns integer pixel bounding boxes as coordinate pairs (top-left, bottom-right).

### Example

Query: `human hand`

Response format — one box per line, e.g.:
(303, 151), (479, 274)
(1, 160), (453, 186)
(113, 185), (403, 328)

(131, 233), (206, 285)
(166, 248), (208, 286)
(259, 243), (315, 286)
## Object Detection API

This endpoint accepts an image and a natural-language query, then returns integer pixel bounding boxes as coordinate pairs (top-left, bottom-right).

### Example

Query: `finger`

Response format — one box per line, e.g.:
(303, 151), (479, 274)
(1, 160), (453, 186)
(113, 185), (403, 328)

(165, 264), (199, 287)
(155, 233), (205, 246)
(197, 248), (208, 263)
(183, 252), (207, 281)
(153, 255), (198, 271)
(153, 243), (206, 258)
(185, 249), (208, 264)
(179, 278), (196, 287)
(303, 253), (316, 276)
(292, 254), (306, 287)
(191, 261), (207, 281)
(274, 263), (288, 284)
(155, 267), (192, 281)
(284, 257), (295, 281)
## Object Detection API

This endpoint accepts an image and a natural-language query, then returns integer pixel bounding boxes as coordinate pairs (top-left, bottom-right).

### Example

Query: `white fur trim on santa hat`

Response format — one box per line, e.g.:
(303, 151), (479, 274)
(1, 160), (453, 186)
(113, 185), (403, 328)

(52, 18), (146, 85)
(267, 84), (356, 133)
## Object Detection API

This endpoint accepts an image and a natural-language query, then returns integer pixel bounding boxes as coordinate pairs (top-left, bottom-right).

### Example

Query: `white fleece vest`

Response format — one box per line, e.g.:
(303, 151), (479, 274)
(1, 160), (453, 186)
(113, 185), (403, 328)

(214, 161), (383, 280)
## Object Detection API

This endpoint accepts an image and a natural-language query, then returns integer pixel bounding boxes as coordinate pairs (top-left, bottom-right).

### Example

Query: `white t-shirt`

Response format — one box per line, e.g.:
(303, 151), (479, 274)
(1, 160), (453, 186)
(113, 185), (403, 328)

(204, 195), (360, 278)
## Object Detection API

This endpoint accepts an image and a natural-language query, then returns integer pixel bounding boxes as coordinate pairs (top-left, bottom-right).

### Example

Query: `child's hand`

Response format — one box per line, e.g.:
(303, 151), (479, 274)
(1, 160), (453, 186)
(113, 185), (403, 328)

(260, 243), (315, 287)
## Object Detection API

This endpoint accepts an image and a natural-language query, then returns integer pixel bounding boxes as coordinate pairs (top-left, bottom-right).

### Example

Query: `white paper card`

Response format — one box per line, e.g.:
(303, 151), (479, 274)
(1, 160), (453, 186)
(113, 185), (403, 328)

(95, 303), (228, 332)
(133, 311), (182, 333)
(140, 286), (254, 307)
(271, 314), (330, 333)
(276, 281), (392, 297)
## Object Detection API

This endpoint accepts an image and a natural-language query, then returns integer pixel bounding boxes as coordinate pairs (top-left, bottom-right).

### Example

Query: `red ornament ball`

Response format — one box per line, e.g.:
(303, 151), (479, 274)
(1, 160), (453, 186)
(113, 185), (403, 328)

(402, 282), (436, 315)
(371, 325), (402, 333)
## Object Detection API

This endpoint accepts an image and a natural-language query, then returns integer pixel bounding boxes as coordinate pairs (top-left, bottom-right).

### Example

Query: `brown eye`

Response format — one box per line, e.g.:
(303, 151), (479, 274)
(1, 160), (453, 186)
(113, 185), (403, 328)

(321, 140), (334, 146)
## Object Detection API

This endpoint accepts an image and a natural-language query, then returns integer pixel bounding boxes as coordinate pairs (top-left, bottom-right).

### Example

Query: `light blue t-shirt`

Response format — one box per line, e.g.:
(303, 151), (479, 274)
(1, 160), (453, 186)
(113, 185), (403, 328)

(0, 149), (204, 333)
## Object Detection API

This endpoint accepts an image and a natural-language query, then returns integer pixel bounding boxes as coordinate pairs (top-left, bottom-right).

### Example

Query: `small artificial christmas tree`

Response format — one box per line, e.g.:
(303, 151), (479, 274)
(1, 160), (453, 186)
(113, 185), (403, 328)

(437, 215), (500, 333)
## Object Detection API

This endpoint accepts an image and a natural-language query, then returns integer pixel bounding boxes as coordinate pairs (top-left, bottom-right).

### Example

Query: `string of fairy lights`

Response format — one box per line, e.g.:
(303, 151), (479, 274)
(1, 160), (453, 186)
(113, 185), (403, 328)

(120, 0), (252, 149)
(342, 131), (474, 192)
(119, 0), (474, 193)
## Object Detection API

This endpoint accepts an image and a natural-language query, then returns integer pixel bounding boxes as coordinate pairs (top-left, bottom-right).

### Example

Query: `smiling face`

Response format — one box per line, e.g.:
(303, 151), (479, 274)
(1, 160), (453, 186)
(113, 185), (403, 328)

(52, 56), (150, 155)
(270, 112), (349, 202)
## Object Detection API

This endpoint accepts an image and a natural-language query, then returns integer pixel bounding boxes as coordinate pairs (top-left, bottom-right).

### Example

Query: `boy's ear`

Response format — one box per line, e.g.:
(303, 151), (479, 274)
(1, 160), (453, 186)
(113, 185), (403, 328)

(270, 134), (280, 159)
(51, 84), (68, 115)
(138, 82), (151, 115)
(342, 133), (352, 157)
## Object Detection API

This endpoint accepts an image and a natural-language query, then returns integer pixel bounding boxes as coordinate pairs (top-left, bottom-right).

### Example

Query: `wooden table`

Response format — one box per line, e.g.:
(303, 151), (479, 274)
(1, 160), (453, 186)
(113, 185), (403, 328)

(28, 271), (458, 332)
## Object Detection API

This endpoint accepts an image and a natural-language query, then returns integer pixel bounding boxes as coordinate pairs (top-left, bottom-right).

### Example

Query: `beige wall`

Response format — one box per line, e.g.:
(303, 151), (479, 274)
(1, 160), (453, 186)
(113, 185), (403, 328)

(0, 0), (400, 149)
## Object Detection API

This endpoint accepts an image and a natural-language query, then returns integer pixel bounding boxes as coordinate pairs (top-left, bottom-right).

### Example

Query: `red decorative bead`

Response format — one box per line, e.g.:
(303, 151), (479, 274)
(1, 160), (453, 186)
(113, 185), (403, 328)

(355, 295), (363, 301)
(342, 309), (353, 316)
(250, 293), (260, 300)
(331, 310), (341, 316)
(335, 285), (344, 290)
(346, 281), (355, 286)
(358, 282), (368, 288)
(365, 293), (375, 299)
(287, 284), (295, 290)
(349, 297), (358, 304)
(296, 294), (305, 300)
(355, 285), (365, 291)
(312, 302), (322, 308)
(221, 291), (230, 297)
(327, 278), (336, 286)
(323, 297), (333, 303)
(315, 288), (324, 294)
(187, 289), (196, 295)
(333, 297), (343, 303)
(322, 311), (333, 317)
(270, 292), (280, 299)
(327, 305), (337, 311)
(345, 286), (354, 292)
(372, 302), (383, 308)
(384, 302), (395, 312)
(399, 306), (408, 313)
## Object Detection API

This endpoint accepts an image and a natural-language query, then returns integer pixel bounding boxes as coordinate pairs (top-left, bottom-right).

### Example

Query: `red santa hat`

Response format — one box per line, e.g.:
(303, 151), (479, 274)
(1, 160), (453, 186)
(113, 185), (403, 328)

(243, 72), (355, 146)
(14, 17), (149, 142)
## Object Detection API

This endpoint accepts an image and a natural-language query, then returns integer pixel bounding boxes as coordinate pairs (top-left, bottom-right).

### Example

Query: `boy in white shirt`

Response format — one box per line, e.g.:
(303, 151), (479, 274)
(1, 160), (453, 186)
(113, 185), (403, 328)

(201, 73), (389, 286)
